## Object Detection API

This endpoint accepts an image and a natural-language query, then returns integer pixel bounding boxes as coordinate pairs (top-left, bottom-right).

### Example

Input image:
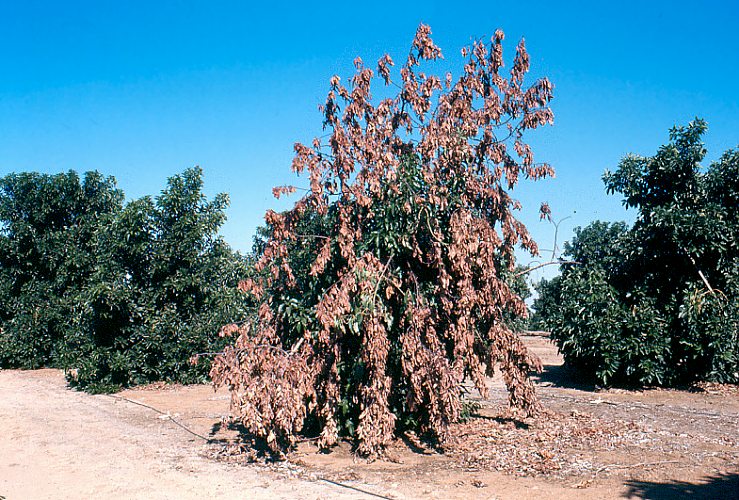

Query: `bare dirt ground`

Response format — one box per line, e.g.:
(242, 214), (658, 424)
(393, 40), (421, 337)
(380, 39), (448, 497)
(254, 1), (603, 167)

(1, 335), (738, 499)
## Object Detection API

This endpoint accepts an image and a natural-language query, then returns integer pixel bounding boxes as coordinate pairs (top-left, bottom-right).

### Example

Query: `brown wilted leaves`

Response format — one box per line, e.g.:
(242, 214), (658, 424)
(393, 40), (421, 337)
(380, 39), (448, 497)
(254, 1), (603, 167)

(212, 23), (554, 458)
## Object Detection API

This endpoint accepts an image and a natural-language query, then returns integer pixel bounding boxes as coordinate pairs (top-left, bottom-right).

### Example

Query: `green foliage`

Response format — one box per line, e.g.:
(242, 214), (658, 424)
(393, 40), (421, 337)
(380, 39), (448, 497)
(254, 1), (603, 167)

(0, 167), (250, 392)
(545, 264), (670, 385)
(503, 265), (533, 333)
(535, 121), (739, 386)
(63, 167), (251, 391)
(529, 276), (560, 330)
(0, 171), (123, 367)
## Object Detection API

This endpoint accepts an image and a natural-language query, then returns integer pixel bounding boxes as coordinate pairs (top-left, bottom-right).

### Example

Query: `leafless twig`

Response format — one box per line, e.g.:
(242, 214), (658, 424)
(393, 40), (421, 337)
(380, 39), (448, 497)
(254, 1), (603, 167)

(515, 260), (579, 277)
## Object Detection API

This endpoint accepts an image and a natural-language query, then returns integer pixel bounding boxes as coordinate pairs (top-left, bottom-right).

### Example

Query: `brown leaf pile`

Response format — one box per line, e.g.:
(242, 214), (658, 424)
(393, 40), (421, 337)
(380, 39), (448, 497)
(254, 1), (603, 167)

(446, 409), (642, 476)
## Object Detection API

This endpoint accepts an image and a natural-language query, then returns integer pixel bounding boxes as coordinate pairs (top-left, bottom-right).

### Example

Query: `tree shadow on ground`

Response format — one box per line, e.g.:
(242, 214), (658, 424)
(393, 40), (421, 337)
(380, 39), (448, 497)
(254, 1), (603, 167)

(397, 432), (437, 455)
(532, 363), (599, 391)
(532, 363), (709, 394)
(208, 420), (281, 460)
(473, 413), (531, 429)
(623, 472), (739, 499)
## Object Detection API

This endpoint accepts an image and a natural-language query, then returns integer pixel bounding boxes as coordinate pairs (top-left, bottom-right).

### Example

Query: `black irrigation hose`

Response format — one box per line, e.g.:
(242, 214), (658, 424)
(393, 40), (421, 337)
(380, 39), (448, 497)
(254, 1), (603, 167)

(104, 394), (394, 500)
(317, 478), (394, 499)
(104, 394), (211, 441)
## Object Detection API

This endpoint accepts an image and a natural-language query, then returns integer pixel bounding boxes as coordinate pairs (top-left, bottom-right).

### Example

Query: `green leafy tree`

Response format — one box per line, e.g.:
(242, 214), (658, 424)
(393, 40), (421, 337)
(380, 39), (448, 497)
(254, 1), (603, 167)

(0, 171), (123, 367)
(64, 167), (251, 392)
(536, 120), (739, 385)
(529, 275), (560, 330)
(0, 166), (250, 392)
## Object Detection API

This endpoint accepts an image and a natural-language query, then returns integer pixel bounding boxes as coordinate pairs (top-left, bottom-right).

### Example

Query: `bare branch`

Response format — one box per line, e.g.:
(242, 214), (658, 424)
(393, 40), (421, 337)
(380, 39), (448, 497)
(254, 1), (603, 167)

(515, 260), (579, 277)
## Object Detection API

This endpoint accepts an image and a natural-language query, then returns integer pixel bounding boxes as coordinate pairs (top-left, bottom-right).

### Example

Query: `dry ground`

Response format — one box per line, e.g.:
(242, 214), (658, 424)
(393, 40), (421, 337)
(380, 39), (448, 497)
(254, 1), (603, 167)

(1, 335), (737, 499)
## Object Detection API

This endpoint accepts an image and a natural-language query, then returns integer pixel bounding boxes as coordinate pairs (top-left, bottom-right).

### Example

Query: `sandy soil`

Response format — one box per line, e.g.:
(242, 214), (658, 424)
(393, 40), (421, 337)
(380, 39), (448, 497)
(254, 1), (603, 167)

(1, 335), (738, 499)
(0, 369), (371, 499)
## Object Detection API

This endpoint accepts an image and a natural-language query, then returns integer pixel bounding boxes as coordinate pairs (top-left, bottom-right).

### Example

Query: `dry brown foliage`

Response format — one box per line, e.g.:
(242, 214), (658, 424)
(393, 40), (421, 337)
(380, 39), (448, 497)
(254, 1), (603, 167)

(211, 24), (554, 457)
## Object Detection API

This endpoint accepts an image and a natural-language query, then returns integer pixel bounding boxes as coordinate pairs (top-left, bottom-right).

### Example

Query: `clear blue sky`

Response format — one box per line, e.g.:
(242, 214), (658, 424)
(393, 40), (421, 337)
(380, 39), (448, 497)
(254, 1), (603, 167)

(1, 1), (737, 281)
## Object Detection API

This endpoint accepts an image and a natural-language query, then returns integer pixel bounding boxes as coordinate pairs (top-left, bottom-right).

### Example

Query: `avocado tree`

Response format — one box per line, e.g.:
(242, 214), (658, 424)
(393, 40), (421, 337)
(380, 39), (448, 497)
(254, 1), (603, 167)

(536, 121), (739, 386)
(211, 24), (555, 456)
(0, 167), (251, 392)
(0, 171), (123, 368)
(64, 167), (252, 392)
